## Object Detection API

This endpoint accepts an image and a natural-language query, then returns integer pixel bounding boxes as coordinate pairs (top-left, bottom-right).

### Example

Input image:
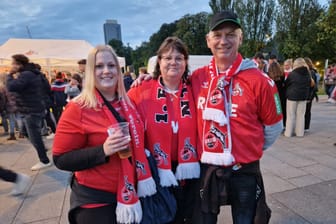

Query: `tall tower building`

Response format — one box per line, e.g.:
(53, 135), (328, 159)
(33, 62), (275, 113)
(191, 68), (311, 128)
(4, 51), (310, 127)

(103, 20), (122, 44)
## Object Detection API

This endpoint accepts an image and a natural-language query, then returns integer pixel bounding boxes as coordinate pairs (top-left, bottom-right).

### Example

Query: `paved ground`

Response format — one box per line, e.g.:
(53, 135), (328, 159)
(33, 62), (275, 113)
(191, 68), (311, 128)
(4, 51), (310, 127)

(0, 95), (335, 224)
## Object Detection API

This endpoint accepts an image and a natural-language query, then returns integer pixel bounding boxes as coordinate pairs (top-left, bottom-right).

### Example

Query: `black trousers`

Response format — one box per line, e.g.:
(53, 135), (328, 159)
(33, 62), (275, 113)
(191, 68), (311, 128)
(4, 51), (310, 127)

(0, 166), (17, 183)
(194, 163), (258, 224)
(203, 174), (257, 224)
(169, 179), (199, 224)
(71, 204), (117, 224)
(305, 100), (312, 130)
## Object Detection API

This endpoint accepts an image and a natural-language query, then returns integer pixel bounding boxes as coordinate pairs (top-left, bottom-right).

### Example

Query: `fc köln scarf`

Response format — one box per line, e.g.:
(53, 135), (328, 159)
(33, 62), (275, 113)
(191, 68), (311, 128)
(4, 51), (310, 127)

(201, 54), (243, 166)
(96, 90), (156, 224)
(145, 77), (200, 187)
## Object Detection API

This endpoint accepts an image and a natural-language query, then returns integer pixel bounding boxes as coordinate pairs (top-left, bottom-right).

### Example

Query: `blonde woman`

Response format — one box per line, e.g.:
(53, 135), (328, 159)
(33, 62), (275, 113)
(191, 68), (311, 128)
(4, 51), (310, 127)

(53, 45), (155, 224)
(284, 58), (311, 137)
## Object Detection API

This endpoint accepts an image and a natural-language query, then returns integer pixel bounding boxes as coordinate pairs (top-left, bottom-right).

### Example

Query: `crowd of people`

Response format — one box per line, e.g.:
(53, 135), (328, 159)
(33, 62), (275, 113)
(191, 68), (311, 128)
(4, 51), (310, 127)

(253, 53), (325, 138)
(0, 9), (334, 224)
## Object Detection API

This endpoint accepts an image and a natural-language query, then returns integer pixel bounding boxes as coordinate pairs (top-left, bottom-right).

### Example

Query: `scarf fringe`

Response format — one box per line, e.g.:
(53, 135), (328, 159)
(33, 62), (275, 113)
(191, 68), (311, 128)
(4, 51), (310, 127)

(158, 168), (178, 187)
(202, 108), (227, 126)
(116, 200), (142, 224)
(137, 177), (157, 198)
(201, 151), (235, 166)
(175, 162), (200, 180)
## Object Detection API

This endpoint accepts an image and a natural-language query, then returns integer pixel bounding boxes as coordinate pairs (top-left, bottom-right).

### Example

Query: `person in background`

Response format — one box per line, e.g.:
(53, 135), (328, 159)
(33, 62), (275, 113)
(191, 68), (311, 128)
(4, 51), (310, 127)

(325, 64), (336, 101)
(267, 54), (277, 72)
(53, 45), (155, 224)
(139, 67), (148, 75)
(283, 58), (293, 79)
(304, 57), (318, 131)
(284, 58), (311, 137)
(65, 73), (82, 101)
(34, 63), (57, 139)
(77, 59), (86, 78)
(191, 10), (283, 223)
(128, 37), (200, 224)
(268, 62), (286, 128)
(0, 166), (30, 195)
(253, 52), (267, 73)
(6, 54), (52, 170)
(0, 77), (9, 136)
(51, 72), (68, 123)
(123, 71), (134, 92)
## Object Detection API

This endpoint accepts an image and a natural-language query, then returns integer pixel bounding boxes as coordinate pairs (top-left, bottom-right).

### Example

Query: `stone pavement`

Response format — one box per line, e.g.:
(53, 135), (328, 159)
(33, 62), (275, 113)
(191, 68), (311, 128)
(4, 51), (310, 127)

(0, 95), (335, 224)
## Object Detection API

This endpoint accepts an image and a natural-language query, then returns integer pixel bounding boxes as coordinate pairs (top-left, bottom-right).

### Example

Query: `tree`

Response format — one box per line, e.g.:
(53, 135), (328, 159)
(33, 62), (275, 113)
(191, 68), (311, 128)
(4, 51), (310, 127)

(131, 22), (177, 73)
(316, 0), (336, 61)
(174, 12), (211, 55)
(209, 0), (233, 12)
(108, 39), (124, 57)
(275, 0), (324, 59)
(234, 0), (276, 57)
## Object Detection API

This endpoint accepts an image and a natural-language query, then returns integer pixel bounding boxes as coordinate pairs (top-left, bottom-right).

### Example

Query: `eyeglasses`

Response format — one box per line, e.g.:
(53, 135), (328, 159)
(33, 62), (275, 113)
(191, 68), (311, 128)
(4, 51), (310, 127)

(161, 55), (185, 64)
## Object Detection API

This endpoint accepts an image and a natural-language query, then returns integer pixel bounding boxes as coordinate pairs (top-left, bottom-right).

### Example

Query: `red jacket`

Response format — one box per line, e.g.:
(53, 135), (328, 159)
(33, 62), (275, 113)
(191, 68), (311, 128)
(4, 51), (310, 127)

(53, 101), (123, 193)
(192, 66), (283, 164)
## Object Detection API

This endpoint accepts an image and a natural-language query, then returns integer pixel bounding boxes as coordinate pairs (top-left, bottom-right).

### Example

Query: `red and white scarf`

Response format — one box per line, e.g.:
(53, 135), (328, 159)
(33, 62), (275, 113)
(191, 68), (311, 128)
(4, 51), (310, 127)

(201, 55), (243, 166)
(145, 78), (199, 187)
(96, 90), (156, 224)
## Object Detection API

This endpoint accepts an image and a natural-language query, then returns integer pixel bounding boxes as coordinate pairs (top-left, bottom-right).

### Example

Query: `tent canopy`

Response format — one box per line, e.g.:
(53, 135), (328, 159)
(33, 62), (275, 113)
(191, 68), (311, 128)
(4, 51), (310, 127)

(0, 38), (125, 68)
(147, 55), (212, 74)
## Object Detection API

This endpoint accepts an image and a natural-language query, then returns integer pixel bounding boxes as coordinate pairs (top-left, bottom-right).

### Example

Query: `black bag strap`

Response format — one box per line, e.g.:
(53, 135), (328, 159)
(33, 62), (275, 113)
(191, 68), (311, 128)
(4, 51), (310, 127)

(97, 90), (126, 122)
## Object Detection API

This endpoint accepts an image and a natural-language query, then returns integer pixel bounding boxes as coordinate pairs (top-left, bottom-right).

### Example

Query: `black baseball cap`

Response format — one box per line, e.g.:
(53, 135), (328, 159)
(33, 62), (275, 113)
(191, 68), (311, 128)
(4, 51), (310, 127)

(209, 10), (241, 31)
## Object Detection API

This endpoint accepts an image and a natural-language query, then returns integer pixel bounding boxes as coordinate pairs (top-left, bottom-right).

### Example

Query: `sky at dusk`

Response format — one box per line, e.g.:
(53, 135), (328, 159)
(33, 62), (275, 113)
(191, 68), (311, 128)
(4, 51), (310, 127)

(0, 0), (211, 48)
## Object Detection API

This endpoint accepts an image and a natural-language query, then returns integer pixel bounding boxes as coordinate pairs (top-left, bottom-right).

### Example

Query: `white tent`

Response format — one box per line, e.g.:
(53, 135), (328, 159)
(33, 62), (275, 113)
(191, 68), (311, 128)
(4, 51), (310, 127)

(0, 38), (126, 69)
(147, 55), (212, 74)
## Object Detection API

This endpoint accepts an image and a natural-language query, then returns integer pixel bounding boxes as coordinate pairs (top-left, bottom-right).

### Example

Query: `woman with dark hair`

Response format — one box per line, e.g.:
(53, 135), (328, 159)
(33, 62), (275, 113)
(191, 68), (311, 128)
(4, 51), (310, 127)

(65, 73), (82, 101)
(304, 57), (318, 131)
(128, 37), (200, 223)
(268, 62), (286, 127)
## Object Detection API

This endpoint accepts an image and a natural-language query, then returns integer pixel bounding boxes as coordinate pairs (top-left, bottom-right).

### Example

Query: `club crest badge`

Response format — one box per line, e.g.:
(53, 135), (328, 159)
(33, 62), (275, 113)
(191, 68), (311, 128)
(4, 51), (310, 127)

(121, 176), (136, 203)
(153, 143), (168, 166)
(180, 138), (197, 161)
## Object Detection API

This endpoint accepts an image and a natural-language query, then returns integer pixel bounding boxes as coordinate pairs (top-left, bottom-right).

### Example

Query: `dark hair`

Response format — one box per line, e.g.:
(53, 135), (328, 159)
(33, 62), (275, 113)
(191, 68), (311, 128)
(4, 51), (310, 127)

(72, 73), (82, 84)
(34, 63), (42, 71)
(269, 54), (277, 60)
(12, 54), (29, 66)
(78, 59), (86, 65)
(254, 52), (264, 60)
(56, 72), (63, 79)
(268, 62), (283, 81)
(153, 37), (189, 83)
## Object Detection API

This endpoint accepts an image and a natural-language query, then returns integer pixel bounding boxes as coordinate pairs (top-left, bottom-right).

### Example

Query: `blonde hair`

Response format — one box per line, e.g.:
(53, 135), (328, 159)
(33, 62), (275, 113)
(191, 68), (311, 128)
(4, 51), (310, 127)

(293, 58), (309, 70)
(284, 58), (293, 68)
(73, 45), (132, 108)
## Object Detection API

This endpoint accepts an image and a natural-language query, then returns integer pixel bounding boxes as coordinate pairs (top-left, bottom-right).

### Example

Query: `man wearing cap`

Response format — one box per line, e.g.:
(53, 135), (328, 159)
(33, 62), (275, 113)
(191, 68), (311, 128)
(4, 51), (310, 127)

(191, 10), (283, 223)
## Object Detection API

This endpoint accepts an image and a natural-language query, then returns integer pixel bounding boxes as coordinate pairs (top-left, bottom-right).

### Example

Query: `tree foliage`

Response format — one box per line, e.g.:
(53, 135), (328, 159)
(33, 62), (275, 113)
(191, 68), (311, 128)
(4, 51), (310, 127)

(113, 1), (332, 74)
(173, 12), (211, 55)
(275, 0), (324, 59)
(131, 13), (212, 73)
(209, 0), (233, 12)
(316, 0), (336, 61)
(234, 0), (276, 57)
